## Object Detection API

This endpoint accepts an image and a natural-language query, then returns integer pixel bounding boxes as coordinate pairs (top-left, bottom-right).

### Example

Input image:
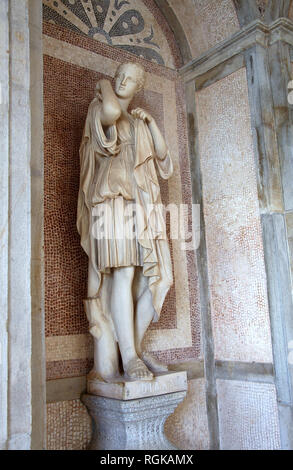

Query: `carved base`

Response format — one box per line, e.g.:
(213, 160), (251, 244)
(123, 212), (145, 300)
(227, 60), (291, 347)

(87, 371), (187, 400)
(82, 391), (186, 450)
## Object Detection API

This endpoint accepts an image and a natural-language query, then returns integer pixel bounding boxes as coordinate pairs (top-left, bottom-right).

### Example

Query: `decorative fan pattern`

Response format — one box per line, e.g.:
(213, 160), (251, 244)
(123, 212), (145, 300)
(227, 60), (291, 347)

(43, 0), (174, 66)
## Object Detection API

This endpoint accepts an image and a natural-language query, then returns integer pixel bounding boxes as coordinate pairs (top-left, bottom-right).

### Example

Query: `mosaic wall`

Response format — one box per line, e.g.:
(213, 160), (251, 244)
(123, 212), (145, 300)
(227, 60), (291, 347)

(44, 21), (201, 381)
(195, 68), (273, 363)
(47, 383), (209, 451)
(167, 0), (239, 60)
(47, 399), (92, 449)
(42, 0), (181, 68)
(217, 380), (281, 449)
(165, 378), (209, 450)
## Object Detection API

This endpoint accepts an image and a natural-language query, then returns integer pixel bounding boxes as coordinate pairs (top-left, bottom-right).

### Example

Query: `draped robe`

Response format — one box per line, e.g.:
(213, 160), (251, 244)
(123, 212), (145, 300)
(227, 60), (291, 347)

(77, 97), (173, 335)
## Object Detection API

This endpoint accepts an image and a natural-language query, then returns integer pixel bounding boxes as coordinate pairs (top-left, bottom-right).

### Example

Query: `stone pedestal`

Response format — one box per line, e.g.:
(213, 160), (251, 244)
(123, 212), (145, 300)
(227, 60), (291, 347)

(82, 371), (187, 450)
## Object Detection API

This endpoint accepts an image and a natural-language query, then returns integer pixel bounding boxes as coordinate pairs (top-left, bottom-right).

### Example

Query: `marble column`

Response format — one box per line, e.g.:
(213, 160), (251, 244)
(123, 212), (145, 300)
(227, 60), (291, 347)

(0, 0), (45, 450)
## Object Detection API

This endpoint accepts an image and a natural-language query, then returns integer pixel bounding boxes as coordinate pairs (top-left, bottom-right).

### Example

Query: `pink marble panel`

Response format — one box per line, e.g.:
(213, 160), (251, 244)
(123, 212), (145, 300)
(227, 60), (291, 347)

(217, 379), (281, 450)
(165, 378), (209, 450)
(196, 68), (273, 363)
(168, 0), (239, 59)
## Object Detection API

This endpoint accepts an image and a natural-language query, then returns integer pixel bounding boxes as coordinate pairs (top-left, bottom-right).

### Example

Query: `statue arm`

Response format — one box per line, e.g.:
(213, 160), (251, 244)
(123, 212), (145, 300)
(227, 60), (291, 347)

(131, 107), (167, 159)
(147, 119), (168, 160)
(96, 79), (121, 126)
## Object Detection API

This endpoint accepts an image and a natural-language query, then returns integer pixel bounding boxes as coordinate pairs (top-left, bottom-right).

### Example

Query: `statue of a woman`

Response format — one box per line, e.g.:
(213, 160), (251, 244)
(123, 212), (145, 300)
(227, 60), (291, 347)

(77, 62), (173, 382)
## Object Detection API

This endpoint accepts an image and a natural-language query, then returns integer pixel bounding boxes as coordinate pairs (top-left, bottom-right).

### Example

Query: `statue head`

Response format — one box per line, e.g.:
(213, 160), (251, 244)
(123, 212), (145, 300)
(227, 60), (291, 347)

(114, 62), (146, 100)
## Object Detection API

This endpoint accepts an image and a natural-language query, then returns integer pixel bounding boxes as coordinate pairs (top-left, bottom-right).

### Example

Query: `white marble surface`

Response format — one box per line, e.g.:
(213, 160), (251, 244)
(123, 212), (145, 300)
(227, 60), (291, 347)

(87, 371), (187, 400)
(7, 0), (32, 450)
(0, 0), (9, 451)
(0, 0), (44, 450)
(82, 391), (186, 450)
(217, 379), (281, 450)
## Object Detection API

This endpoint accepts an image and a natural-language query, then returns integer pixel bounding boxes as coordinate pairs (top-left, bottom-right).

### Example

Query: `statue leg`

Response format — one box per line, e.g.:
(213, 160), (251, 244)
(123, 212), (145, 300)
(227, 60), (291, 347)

(86, 262), (119, 381)
(134, 287), (155, 355)
(111, 266), (153, 380)
(134, 270), (168, 373)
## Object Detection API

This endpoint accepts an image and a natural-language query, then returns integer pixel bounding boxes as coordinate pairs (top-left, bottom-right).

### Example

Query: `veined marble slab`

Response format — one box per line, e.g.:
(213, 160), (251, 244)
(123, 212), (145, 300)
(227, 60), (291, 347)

(87, 371), (187, 400)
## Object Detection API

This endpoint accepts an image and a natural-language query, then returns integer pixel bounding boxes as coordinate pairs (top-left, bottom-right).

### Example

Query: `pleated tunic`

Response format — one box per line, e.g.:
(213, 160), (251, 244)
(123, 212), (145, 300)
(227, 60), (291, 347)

(77, 97), (173, 321)
(91, 110), (144, 270)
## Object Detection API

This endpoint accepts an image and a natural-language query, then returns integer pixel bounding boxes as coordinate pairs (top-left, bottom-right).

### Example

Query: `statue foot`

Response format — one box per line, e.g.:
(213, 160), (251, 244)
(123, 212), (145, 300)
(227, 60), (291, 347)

(87, 369), (105, 381)
(124, 356), (153, 381)
(87, 368), (121, 383)
(140, 351), (168, 374)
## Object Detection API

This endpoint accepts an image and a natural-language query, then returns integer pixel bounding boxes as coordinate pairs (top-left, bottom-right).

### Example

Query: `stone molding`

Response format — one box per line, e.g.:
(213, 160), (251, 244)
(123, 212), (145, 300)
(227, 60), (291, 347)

(179, 19), (293, 85)
(1, 0), (32, 450)
(46, 360), (275, 403)
(0, 0), (9, 451)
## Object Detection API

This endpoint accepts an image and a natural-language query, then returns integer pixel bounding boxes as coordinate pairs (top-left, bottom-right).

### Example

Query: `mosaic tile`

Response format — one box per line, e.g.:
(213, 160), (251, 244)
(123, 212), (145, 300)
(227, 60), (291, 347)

(47, 399), (92, 450)
(46, 358), (93, 379)
(168, 0), (239, 60)
(42, 0), (181, 68)
(217, 380), (281, 450)
(43, 22), (177, 80)
(195, 68), (273, 363)
(165, 378), (209, 450)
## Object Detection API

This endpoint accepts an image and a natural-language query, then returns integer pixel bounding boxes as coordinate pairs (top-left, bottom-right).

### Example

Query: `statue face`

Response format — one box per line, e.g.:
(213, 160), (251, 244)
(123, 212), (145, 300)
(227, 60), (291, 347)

(115, 65), (141, 99)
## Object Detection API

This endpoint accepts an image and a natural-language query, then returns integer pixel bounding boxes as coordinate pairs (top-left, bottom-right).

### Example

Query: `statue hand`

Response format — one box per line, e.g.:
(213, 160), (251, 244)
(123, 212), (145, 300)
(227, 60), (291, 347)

(131, 107), (153, 124)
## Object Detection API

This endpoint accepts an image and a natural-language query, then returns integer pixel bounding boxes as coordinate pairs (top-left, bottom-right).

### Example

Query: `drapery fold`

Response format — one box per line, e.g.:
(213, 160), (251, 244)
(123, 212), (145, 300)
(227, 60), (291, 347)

(77, 98), (173, 321)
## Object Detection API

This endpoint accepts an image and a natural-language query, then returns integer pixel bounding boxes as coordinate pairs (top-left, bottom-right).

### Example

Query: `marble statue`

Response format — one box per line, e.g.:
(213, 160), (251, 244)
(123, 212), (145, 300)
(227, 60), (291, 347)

(77, 62), (173, 383)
